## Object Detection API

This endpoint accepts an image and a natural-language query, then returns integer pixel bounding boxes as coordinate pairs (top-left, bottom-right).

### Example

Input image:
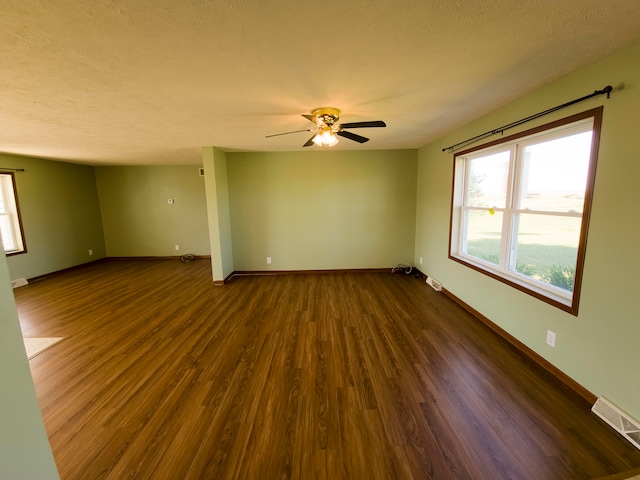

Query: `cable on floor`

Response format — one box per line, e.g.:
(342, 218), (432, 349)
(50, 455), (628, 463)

(391, 263), (412, 275)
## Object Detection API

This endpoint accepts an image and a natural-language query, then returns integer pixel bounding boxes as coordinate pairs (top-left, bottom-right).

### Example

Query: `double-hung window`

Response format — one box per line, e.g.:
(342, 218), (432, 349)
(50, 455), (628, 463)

(449, 107), (602, 315)
(0, 172), (26, 255)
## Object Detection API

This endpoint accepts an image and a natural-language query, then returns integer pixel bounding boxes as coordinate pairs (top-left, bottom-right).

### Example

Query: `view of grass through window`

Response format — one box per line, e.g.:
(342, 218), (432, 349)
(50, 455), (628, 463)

(465, 211), (580, 291)
(461, 127), (593, 293)
(450, 108), (602, 313)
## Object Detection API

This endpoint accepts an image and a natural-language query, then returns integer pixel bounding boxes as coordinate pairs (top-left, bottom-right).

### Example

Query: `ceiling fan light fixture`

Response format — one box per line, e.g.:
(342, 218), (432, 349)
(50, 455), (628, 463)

(312, 128), (339, 148)
(266, 107), (385, 147)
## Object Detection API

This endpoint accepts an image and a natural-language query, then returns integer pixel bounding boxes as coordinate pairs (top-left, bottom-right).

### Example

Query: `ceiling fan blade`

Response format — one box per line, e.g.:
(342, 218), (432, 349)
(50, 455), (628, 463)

(337, 130), (369, 143)
(265, 129), (312, 138)
(340, 121), (386, 129)
(302, 114), (319, 124)
(303, 135), (317, 147)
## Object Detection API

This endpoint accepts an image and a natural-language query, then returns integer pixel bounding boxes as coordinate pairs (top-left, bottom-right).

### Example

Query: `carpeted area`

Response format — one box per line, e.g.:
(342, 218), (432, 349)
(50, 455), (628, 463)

(23, 337), (64, 360)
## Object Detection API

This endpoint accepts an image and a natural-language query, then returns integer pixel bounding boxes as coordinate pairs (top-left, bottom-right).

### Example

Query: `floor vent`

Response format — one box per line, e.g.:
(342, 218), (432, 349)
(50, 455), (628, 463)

(426, 276), (442, 291)
(592, 397), (640, 451)
(11, 277), (28, 289)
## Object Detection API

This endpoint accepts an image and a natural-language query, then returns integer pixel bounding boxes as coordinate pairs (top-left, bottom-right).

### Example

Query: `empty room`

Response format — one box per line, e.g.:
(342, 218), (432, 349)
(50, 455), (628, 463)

(2, 1), (640, 479)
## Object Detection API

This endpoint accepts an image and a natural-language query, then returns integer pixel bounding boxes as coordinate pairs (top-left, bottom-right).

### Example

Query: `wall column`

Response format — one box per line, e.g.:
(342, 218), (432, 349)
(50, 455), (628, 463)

(0, 251), (60, 478)
(202, 147), (234, 283)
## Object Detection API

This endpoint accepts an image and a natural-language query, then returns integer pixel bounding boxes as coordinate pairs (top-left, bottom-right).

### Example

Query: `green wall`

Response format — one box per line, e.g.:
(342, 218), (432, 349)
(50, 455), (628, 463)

(2, 154), (106, 280)
(95, 166), (210, 257)
(415, 43), (640, 420)
(0, 252), (59, 479)
(226, 150), (418, 271)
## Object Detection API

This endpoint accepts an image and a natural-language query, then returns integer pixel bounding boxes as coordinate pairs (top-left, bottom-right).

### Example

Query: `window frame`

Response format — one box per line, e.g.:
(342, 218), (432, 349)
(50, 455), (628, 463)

(448, 107), (603, 316)
(0, 171), (27, 256)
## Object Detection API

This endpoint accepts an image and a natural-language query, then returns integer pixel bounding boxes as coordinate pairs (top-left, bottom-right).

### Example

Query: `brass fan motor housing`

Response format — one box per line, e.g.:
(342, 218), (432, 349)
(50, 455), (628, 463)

(311, 107), (341, 126)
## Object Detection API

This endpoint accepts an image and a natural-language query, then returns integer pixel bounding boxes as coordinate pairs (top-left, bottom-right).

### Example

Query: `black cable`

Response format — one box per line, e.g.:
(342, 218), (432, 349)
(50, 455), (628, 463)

(392, 263), (413, 275)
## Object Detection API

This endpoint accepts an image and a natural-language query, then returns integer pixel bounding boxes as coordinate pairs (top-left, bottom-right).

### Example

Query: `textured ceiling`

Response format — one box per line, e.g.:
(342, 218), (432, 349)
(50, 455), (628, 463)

(2, 0), (640, 166)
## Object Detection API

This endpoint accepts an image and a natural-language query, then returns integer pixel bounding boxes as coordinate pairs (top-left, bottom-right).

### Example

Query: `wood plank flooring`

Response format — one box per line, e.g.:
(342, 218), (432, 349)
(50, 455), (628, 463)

(13, 259), (640, 479)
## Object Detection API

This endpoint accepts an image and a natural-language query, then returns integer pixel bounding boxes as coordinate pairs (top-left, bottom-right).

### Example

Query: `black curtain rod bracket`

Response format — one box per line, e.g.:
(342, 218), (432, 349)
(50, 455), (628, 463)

(442, 85), (613, 153)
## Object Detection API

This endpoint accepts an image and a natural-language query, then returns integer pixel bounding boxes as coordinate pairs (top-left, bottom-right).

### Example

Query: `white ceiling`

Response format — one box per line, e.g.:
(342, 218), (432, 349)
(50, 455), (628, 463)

(2, 0), (639, 166)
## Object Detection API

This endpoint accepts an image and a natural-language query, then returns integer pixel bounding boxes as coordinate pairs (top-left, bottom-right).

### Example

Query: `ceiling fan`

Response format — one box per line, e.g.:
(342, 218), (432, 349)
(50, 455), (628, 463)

(266, 107), (386, 148)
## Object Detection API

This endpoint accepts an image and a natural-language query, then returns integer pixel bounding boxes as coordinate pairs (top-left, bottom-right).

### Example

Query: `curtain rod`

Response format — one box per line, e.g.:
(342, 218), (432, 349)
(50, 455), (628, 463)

(442, 85), (613, 153)
(0, 168), (25, 171)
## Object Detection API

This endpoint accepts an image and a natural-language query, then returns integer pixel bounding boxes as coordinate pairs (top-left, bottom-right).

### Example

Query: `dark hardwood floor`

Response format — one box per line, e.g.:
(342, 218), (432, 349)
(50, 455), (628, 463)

(13, 259), (640, 479)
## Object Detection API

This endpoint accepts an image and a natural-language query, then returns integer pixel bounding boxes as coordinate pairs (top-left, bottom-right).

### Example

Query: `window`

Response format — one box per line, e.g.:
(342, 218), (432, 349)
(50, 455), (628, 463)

(449, 107), (602, 315)
(0, 172), (26, 255)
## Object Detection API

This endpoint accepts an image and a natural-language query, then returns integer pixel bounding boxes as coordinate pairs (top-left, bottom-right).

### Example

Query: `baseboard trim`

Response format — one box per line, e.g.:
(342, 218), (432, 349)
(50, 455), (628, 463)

(213, 271), (234, 286)
(29, 262), (389, 286)
(27, 258), (108, 283)
(108, 256), (180, 261)
(441, 287), (596, 406)
(27, 256), (212, 283)
(108, 255), (212, 261)
(413, 267), (427, 280)
(230, 267), (391, 278)
(213, 267), (392, 286)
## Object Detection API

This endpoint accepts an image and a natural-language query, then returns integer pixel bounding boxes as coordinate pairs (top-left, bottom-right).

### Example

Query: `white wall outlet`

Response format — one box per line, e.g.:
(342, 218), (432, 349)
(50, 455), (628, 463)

(167, 198), (174, 204)
(175, 244), (180, 251)
(546, 330), (556, 347)
(419, 256), (423, 265)
(266, 256), (272, 264)
(88, 249), (93, 256)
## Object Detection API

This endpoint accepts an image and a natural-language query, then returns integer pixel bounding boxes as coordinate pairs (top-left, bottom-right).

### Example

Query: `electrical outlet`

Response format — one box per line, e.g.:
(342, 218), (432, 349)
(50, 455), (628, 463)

(266, 257), (272, 264)
(419, 256), (423, 265)
(88, 249), (93, 256)
(546, 330), (556, 347)
(175, 244), (180, 251)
